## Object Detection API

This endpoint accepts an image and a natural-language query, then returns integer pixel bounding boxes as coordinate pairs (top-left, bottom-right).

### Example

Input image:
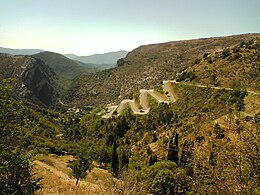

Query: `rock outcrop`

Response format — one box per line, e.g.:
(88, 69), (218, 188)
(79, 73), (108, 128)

(0, 54), (58, 106)
(22, 58), (58, 106)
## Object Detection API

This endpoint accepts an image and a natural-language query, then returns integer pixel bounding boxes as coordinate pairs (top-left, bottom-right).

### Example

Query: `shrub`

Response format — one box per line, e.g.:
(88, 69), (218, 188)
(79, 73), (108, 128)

(193, 58), (201, 65)
(144, 161), (192, 194)
(222, 48), (231, 59)
(176, 71), (197, 82)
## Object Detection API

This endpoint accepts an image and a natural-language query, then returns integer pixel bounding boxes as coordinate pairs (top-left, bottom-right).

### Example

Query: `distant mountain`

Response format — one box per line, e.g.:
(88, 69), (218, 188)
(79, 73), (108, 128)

(65, 50), (128, 70)
(64, 54), (78, 59)
(33, 51), (96, 80)
(0, 46), (43, 55)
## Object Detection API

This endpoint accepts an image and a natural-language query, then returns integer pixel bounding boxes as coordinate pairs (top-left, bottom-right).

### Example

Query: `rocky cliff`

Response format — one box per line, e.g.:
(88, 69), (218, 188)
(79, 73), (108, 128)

(0, 54), (58, 106)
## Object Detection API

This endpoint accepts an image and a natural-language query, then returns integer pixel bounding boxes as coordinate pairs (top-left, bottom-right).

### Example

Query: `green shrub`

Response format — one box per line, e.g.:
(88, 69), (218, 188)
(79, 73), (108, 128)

(176, 71), (197, 82)
(144, 161), (192, 194)
(222, 48), (231, 59)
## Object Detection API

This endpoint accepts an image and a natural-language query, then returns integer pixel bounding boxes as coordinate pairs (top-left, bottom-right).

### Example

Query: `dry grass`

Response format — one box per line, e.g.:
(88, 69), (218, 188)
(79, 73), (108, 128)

(34, 154), (120, 195)
(244, 93), (260, 116)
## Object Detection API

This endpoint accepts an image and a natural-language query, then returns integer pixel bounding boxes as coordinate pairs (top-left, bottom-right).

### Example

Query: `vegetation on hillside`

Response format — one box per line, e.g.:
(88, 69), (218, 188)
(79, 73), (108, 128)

(179, 38), (260, 91)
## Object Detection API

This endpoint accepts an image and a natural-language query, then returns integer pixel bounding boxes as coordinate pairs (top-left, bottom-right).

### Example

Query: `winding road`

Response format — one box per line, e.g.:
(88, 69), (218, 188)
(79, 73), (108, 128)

(102, 80), (259, 119)
(102, 81), (177, 118)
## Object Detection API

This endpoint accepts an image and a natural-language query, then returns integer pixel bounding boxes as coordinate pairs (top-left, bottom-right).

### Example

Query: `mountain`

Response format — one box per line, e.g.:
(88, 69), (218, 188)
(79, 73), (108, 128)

(64, 53), (78, 59)
(33, 51), (96, 80)
(0, 46), (43, 55)
(70, 33), (259, 106)
(65, 50), (128, 70)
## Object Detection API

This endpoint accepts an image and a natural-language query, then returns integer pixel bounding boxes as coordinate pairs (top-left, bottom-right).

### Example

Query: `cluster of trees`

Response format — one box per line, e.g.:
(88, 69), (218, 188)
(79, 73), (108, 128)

(0, 79), (41, 193)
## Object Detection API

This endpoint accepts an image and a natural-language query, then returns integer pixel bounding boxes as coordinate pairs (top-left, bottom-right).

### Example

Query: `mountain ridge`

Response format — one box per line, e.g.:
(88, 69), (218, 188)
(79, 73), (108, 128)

(33, 51), (96, 80)
(65, 50), (128, 70)
(0, 46), (43, 55)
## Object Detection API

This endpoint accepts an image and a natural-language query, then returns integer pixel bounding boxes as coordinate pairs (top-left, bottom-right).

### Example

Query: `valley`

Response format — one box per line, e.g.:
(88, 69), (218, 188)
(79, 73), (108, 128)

(0, 33), (259, 194)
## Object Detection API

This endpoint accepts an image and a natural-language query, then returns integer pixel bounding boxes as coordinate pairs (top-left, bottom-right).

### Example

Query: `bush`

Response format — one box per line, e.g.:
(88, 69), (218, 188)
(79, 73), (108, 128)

(222, 48), (231, 59)
(193, 58), (201, 65)
(176, 71), (197, 82)
(144, 161), (192, 194)
(117, 58), (126, 67)
(203, 53), (209, 59)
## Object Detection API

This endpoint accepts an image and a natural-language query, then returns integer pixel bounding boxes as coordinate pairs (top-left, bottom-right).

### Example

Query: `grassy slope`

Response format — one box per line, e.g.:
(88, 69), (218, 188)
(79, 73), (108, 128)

(187, 39), (260, 91)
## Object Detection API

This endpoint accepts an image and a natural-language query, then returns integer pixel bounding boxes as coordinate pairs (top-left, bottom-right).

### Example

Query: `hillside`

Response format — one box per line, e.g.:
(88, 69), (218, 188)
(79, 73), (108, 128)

(70, 33), (259, 106)
(0, 46), (43, 55)
(178, 39), (260, 91)
(65, 50), (128, 70)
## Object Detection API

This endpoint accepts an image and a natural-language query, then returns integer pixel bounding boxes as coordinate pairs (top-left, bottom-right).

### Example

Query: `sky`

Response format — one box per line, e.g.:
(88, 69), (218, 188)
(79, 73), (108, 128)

(0, 0), (259, 55)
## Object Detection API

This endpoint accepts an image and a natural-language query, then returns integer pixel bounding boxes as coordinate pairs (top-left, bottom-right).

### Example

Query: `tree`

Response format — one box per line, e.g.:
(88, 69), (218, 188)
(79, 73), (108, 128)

(180, 140), (194, 176)
(167, 133), (179, 165)
(0, 79), (41, 194)
(68, 155), (92, 185)
(98, 145), (112, 166)
(0, 145), (41, 194)
(145, 161), (192, 194)
(111, 139), (119, 176)
(176, 71), (197, 82)
(213, 123), (225, 139)
(151, 169), (176, 195)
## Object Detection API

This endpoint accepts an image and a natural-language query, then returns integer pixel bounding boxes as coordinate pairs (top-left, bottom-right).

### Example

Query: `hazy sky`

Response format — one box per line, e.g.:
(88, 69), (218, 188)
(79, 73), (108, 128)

(0, 0), (259, 55)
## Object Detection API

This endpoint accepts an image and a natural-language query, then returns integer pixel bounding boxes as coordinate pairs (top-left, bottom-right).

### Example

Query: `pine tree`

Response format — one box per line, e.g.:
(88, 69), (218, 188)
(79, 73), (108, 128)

(167, 132), (179, 165)
(111, 139), (119, 176)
